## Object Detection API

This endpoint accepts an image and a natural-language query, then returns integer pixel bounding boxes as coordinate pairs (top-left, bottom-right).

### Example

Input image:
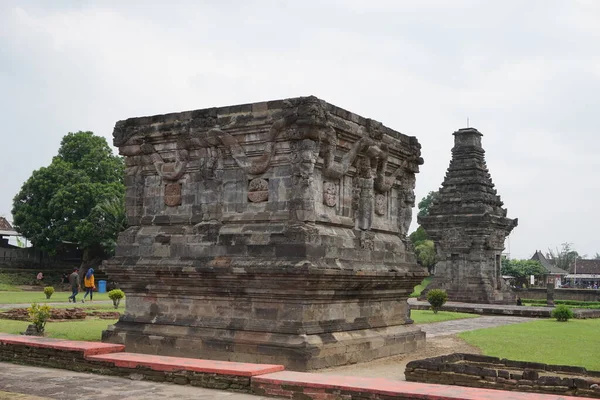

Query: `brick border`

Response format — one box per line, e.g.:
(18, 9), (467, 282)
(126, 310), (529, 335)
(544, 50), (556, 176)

(0, 334), (588, 399)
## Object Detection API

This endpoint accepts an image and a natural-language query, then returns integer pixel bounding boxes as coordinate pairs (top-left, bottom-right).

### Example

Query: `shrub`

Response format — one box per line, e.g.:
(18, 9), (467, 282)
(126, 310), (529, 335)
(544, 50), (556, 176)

(27, 303), (52, 333)
(43, 286), (55, 299)
(427, 289), (448, 314)
(552, 304), (574, 322)
(108, 289), (125, 309)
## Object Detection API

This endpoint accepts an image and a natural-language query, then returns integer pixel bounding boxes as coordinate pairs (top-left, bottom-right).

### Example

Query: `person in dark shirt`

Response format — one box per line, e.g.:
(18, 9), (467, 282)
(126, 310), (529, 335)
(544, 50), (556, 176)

(67, 267), (81, 303)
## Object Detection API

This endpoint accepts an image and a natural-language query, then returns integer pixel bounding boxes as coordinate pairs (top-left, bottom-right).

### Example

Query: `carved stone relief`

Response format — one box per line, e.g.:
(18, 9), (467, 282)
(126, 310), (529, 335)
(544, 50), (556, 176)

(440, 227), (473, 250)
(323, 181), (337, 207)
(248, 178), (269, 203)
(164, 183), (182, 207)
(374, 194), (386, 216)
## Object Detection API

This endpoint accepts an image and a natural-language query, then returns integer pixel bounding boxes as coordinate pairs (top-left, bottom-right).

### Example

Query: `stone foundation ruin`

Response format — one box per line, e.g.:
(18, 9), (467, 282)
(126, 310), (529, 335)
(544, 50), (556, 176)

(102, 96), (428, 370)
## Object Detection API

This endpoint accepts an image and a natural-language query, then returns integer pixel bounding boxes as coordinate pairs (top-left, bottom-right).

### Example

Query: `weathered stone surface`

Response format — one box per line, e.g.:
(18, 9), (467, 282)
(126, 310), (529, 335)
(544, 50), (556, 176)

(406, 353), (600, 398)
(101, 96), (427, 370)
(419, 128), (517, 304)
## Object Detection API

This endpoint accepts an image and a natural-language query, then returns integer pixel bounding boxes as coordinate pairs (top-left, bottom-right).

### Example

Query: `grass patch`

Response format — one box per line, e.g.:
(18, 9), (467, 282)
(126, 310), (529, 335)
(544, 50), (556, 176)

(0, 291), (118, 304)
(0, 283), (21, 291)
(410, 276), (432, 298)
(0, 318), (119, 341)
(459, 319), (600, 371)
(411, 310), (479, 324)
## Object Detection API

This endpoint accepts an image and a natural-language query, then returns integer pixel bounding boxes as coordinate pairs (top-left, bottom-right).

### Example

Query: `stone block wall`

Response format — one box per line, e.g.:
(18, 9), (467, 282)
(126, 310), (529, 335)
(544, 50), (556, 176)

(102, 96), (428, 370)
(406, 353), (600, 398)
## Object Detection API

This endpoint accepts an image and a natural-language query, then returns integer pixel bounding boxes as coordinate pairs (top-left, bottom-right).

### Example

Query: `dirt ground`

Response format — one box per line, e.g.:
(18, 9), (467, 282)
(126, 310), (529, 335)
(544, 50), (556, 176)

(319, 335), (481, 381)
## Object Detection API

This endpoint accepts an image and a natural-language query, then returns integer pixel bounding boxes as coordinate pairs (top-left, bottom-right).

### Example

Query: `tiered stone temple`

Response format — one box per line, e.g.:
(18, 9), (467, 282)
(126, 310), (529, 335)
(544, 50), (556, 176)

(101, 96), (428, 370)
(418, 128), (518, 304)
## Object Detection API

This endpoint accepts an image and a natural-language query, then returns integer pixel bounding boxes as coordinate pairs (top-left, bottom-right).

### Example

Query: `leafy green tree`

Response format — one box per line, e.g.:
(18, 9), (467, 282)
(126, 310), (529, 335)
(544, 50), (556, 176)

(409, 226), (429, 245)
(417, 190), (439, 219)
(501, 259), (546, 288)
(12, 131), (125, 260)
(414, 239), (436, 274)
(546, 243), (582, 272)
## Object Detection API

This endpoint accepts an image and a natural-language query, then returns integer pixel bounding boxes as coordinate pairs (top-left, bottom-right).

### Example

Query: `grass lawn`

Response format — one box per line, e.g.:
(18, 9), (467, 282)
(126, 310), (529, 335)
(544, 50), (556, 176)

(0, 318), (119, 341)
(0, 290), (118, 304)
(410, 276), (432, 298)
(412, 309), (479, 324)
(459, 319), (600, 371)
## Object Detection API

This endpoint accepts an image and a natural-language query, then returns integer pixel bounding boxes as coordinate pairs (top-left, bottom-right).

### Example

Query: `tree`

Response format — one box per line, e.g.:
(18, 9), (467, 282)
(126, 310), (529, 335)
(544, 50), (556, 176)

(546, 243), (582, 272)
(417, 190), (439, 219)
(414, 239), (437, 274)
(12, 132), (125, 260)
(409, 226), (429, 245)
(501, 259), (546, 288)
(594, 252), (600, 260)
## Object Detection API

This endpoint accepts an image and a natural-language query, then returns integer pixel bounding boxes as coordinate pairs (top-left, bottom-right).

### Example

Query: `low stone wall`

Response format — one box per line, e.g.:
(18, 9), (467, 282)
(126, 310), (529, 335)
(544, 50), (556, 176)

(0, 333), (591, 400)
(515, 288), (600, 302)
(406, 353), (600, 398)
(0, 334), (275, 393)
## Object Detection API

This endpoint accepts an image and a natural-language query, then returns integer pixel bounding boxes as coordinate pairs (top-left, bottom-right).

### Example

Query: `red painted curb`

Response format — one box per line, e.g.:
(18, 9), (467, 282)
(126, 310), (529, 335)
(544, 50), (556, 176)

(0, 333), (125, 357)
(88, 352), (285, 376)
(253, 371), (584, 400)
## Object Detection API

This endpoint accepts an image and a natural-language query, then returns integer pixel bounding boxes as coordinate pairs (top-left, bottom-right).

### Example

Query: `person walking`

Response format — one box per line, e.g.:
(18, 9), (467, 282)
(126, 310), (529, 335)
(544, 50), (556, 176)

(67, 267), (80, 303)
(82, 268), (95, 303)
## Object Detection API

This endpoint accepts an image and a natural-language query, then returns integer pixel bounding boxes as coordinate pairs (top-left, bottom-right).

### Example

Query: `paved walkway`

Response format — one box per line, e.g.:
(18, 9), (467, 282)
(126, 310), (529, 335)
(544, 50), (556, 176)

(0, 362), (269, 400)
(419, 315), (535, 338)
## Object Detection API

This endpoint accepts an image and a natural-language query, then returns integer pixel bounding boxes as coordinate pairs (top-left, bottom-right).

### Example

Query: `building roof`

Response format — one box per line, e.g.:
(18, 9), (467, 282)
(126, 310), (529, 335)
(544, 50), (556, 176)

(569, 259), (600, 275)
(0, 217), (13, 231)
(530, 250), (568, 275)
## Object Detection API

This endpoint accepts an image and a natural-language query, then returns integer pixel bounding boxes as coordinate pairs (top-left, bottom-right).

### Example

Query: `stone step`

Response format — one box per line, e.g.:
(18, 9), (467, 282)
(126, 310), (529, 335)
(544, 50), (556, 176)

(87, 352), (285, 376)
(0, 332), (124, 357)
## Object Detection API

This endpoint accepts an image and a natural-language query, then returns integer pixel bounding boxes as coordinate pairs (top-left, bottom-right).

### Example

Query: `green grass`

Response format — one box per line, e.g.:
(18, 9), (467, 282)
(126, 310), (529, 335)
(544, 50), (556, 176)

(412, 310), (479, 324)
(410, 276), (432, 298)
(0, 283), (21, 291)
(459, 319), (600, 371)
(0, 318), (119, 341)
(0, 290), (118, 304)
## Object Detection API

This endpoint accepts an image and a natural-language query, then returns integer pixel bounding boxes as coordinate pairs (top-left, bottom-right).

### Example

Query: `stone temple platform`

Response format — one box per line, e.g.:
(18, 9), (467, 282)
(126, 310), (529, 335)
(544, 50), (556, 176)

(102, 96), (428, 370)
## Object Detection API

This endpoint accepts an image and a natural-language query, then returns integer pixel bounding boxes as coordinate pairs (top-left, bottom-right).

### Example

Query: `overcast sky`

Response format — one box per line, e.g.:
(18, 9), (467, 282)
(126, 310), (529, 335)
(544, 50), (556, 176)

(1, 0), (599, 259)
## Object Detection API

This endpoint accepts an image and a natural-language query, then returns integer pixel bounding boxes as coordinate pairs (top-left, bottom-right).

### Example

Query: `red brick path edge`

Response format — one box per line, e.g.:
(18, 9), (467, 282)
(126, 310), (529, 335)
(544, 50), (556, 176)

(0, 333), (581, 400)
(253, 371), (583, 400)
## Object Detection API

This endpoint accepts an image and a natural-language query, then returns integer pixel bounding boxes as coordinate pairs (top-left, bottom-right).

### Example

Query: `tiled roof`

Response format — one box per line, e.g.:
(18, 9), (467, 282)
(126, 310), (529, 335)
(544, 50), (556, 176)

(530, 250), (568, 275)
(570, 259), (600, 275)
(0, 217), (13, 231)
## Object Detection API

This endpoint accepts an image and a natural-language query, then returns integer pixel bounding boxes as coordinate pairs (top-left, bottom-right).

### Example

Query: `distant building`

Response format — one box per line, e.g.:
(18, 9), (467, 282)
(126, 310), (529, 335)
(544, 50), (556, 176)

(530, 250), (568, 288)
(0, 217), (19, 248)
(566, 259), (600, 288)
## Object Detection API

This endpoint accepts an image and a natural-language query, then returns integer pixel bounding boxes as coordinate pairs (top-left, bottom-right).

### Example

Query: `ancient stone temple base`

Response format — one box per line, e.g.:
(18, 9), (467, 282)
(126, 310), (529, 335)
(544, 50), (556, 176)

(102, 96), (427, 370)
(419, 128), (518, 305)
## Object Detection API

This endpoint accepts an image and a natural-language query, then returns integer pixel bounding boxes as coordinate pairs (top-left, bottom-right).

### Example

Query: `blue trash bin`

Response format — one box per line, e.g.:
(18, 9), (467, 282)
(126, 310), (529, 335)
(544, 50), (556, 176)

(97, 280), (107, 293)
